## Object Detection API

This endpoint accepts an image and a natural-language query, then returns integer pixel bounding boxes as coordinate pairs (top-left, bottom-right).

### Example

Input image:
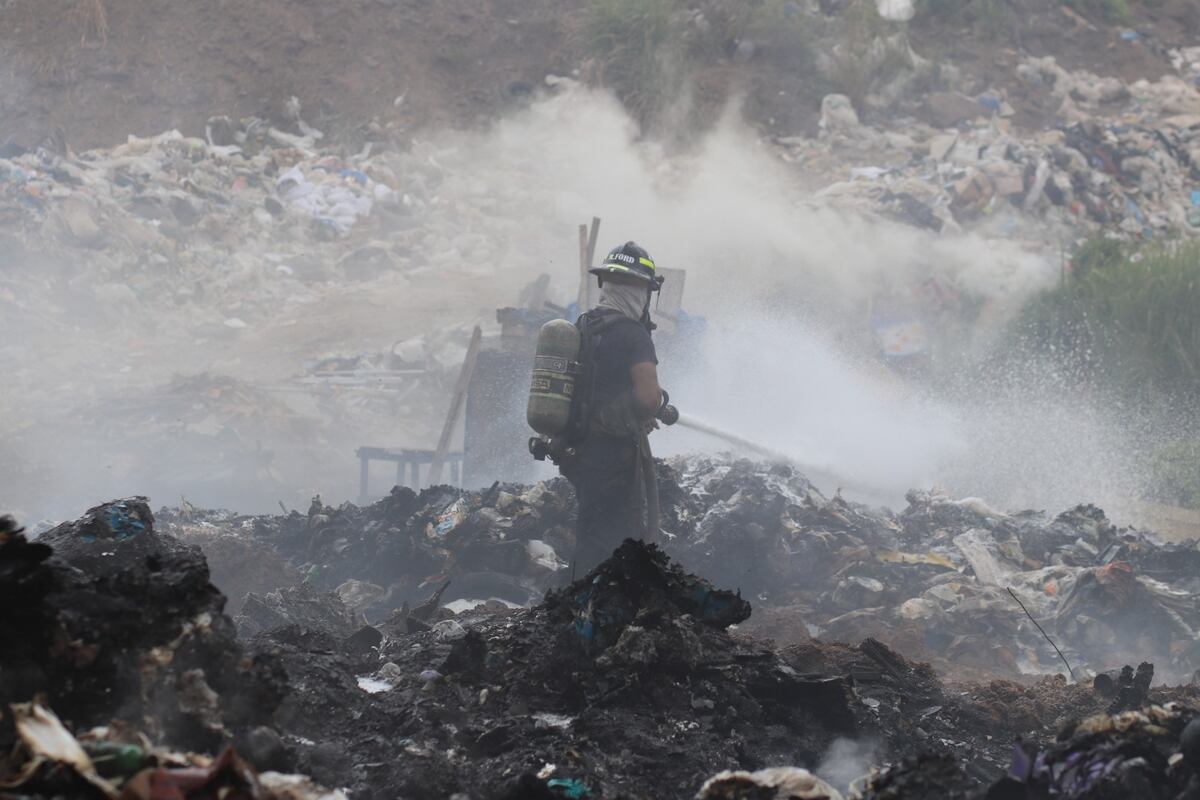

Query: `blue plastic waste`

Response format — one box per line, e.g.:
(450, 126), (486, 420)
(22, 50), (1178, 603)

(1124, 197), (1144, 222)
(547, 778), (592, 799)
(338, 168), (368, 185)
(80, 501), (147, 542)
(977, 94), (1002, 113)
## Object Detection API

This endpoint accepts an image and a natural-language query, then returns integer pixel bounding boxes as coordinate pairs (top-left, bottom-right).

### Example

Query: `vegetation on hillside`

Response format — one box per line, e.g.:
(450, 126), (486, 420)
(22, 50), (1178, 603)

(1062, 0), (1131, 24)
(1013, 237), (1200, 507)
(581, 0), (813, 125)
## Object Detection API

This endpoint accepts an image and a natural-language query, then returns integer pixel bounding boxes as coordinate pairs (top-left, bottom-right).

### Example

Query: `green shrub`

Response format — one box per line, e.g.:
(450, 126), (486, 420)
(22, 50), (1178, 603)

(583, 0), (686, 120)
(1075, 240), (1200, 392)
(918, 0), (1016, 39)
(1062, 0), (1130, 23)
(1013, 238), (1200, 403)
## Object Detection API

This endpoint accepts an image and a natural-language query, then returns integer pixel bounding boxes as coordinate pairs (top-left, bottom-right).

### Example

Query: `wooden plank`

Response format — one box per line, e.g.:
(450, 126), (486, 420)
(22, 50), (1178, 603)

(428, 326), (483, 486)
(576, 223), (590, 313)
(585, 217), (601, 308)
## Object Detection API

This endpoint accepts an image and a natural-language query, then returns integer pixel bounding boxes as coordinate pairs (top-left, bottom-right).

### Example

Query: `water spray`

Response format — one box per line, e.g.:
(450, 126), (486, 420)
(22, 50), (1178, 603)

(675, 413), (890, 501)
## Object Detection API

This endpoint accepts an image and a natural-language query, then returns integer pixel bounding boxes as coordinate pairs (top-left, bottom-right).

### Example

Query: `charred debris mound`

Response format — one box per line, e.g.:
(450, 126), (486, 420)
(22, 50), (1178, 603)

(0, 500), (1068, 799)
(0, 499), (284, 757)
(4, 455), (1200, 798)
(2, 502), (913, 798)
(162, 456), (1200, 684)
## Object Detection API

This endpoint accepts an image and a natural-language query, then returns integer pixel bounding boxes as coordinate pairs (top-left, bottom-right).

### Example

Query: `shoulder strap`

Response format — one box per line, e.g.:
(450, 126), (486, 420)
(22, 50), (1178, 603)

(579, 308), (641, 339)
(568, 310), (638, 442)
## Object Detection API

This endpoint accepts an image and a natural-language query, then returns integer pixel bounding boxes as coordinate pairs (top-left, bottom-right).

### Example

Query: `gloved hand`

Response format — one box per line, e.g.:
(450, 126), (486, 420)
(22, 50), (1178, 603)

(656, 390), (679, 426)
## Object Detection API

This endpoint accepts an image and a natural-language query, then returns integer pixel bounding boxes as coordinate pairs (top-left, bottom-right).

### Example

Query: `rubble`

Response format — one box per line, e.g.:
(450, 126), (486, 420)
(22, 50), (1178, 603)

(151, 452), (1195, 789)
(0, 701), (348, 800)
(696, 767), (844, 799)
(159, 455), (1200, 686)
(6, 481), (1200, 797)
(161, 480), (578, 620)
(235, 584), (362, 641)
(1004, 702), (1199, 799)
(792, 57), (1200, 243)
(0, 499), (285, 755)
(269, 538), (896, 797)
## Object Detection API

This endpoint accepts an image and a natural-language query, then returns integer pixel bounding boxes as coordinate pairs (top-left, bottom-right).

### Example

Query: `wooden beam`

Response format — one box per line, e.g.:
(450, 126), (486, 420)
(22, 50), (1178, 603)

(586, 216), (601, 263)
(585, 217), (601, 308)
(428, 326), (483, 486)
(576, 223), (590, 313)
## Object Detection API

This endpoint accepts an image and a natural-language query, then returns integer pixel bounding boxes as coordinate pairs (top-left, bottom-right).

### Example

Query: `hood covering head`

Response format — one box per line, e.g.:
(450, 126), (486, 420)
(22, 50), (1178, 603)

(597, 280), (651, 323)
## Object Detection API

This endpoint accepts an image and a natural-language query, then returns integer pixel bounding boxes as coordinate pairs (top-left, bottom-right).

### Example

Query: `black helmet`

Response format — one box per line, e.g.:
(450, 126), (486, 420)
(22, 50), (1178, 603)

(589, 241), (664, 289)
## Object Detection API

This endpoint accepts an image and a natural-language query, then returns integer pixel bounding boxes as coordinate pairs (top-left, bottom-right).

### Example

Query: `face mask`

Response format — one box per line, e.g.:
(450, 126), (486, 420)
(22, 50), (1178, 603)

(597, 281), (651, 323)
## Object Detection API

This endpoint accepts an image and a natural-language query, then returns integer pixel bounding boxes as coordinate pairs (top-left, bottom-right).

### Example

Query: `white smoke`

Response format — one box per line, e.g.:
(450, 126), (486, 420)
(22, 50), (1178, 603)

(816, 737), (881, 795)
(3, 86), (1155, 519)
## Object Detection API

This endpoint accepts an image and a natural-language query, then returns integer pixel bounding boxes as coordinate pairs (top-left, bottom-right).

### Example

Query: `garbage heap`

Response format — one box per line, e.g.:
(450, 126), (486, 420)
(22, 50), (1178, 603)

(666, 457), (1200, 684)
(4, 51), (1200, 346)
(6, 499), (1200, 799)
(861, 703), (1200, 800)
(162, 455), (1200, 685)
(159, 479), (579, 619)
(0, 500), (932, 798)
(0, 499), (285, 755)
(0, 504), (352, 800)
(1, 120), (406, 326)
(183, 534), (1097, 798)
(801, 56), (1200, 241)
(278, 538), (854, 797)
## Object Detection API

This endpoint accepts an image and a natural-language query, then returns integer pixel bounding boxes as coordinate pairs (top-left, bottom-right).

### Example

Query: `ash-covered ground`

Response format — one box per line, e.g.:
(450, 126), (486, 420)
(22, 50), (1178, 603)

(4, 455), (1199, 799)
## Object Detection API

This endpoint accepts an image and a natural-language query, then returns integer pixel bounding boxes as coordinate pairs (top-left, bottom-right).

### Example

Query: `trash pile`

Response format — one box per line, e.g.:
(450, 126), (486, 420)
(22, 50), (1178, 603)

(162, 455), (1200, 686)
(0, 504), (354, 799)
(673, 457), (1200, 683)
(860, 702), (1200, 800)
(6, 494), (1200, 798)
(0, 97), (565, 337)
(0, 117), (401, 324)
(246, 536), (1071, 797)
(4, 51), (1198, 347)
(160, 479), (579, 620)
(797, 57), (1200, 241)
(1004, 704), (1200, 799)
(0, 501), (399, 799)
(666, 457), (1200, 685)
(0, 702), (348, 800)
(0, 499), (284, 756)
(322, 539), (857, 797)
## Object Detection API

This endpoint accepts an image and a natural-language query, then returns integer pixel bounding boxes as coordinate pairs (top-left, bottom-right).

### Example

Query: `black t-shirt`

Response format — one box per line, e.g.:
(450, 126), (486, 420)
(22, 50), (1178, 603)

(582, 308), (657, 413)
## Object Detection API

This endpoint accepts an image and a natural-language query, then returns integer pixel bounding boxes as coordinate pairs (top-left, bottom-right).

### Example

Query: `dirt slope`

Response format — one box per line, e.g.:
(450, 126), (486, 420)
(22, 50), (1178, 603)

(4, 0), (1197, 152)
(0, 0), (581, 151)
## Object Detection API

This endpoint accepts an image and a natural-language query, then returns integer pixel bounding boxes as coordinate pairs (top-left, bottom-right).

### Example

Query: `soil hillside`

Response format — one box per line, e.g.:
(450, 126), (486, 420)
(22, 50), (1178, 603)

(0, 0), (581, 150)
(3, 0), (1198, 151)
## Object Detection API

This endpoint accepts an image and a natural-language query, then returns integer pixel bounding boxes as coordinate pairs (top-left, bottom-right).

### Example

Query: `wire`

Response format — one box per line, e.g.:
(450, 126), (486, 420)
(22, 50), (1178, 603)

(1007, 586), (1076, 683)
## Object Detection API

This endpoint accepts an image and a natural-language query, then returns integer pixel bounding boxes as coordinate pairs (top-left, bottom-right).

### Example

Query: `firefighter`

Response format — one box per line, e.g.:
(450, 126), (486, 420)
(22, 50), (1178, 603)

(561, 241), (678, 573)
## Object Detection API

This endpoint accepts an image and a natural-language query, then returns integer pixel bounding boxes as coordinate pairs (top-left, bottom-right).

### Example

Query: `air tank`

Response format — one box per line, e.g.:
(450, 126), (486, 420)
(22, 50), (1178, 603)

(527, 319), (581, 436)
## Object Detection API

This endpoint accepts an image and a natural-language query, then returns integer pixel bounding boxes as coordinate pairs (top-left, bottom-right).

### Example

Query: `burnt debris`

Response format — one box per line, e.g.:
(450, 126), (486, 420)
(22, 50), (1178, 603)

(4, 457), (1200, 798)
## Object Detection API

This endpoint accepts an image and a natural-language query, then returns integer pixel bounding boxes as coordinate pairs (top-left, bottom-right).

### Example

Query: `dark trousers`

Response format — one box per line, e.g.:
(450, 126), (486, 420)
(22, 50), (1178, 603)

(561, 436), (644, 574)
